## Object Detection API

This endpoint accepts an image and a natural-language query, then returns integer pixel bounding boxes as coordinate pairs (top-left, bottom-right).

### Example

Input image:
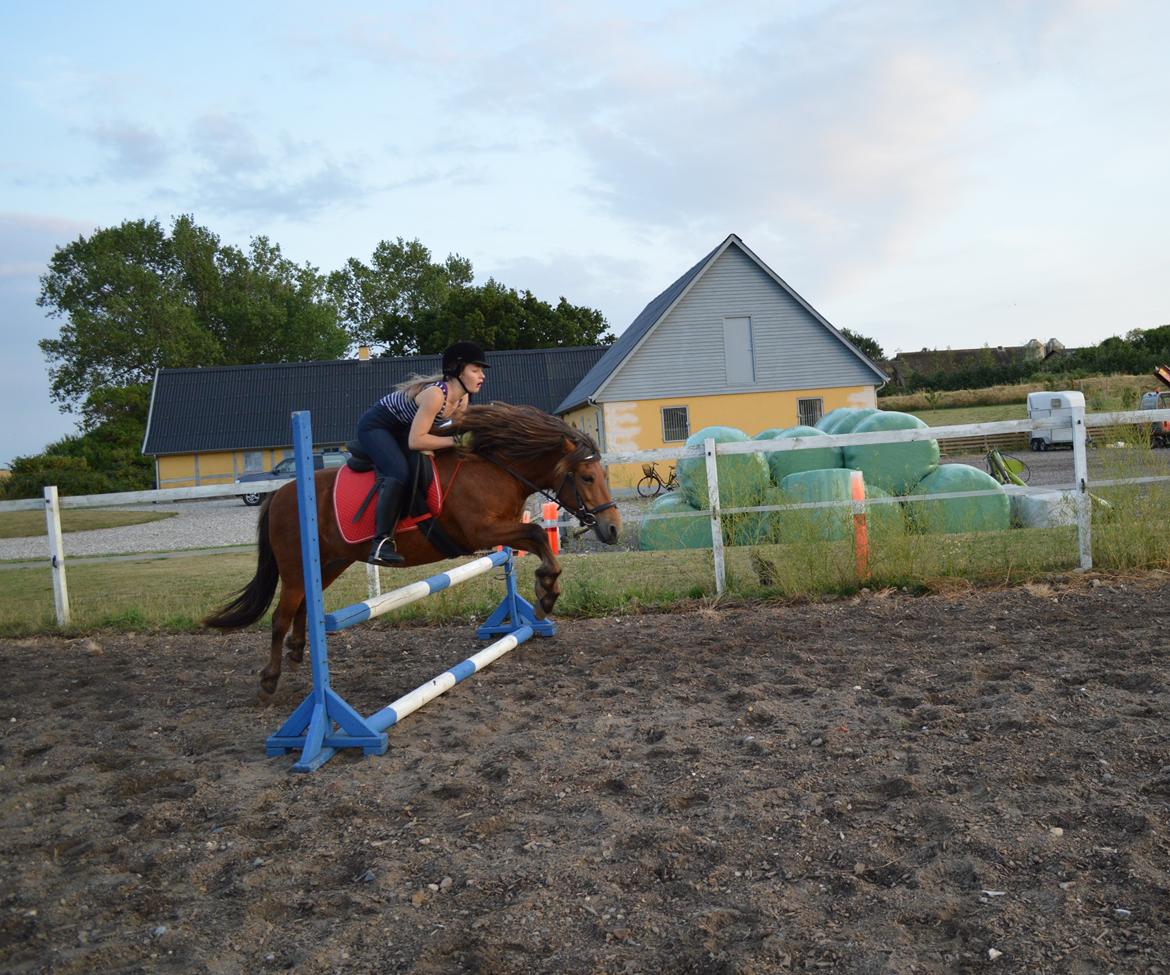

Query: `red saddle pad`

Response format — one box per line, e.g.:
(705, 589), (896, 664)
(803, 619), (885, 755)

(333, 461), (445, 545)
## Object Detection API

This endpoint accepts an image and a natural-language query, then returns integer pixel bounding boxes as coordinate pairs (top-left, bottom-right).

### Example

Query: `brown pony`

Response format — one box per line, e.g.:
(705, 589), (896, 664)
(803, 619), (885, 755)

(204, 403), (621, 699)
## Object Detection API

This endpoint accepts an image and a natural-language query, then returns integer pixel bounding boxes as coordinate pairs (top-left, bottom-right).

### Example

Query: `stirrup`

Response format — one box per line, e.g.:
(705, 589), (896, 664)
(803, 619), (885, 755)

(368, 536), (404, 566)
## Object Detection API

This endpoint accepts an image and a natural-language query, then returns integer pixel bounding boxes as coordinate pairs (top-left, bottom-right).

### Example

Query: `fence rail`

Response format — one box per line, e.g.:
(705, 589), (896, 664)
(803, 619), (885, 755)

(935, 432), (1029, 456)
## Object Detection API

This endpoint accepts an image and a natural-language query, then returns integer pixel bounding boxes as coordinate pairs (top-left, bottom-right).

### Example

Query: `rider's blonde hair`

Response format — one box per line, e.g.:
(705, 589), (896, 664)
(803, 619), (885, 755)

(395, 373), (444, 397)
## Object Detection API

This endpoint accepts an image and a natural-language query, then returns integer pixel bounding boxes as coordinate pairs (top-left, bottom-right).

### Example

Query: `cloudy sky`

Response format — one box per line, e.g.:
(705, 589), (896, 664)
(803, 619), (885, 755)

(2, 0), (1167, 464)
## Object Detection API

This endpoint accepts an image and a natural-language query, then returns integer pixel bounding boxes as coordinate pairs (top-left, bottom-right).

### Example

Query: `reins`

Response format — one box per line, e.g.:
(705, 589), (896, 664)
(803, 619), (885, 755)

(476, 452), (618, 535)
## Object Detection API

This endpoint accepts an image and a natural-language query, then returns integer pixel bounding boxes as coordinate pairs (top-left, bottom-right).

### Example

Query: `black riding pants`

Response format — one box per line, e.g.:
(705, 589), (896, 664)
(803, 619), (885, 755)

(356, 404), (411, 483)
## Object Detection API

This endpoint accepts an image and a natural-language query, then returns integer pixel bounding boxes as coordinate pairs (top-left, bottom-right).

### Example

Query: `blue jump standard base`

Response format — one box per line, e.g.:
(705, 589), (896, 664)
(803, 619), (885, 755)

(266, 410), (554, 772)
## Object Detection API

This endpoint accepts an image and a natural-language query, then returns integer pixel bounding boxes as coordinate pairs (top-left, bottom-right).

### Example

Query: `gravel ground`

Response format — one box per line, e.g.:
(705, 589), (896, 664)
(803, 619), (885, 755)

(0, 498), (259, 562)
(2, 447), (1164, 562)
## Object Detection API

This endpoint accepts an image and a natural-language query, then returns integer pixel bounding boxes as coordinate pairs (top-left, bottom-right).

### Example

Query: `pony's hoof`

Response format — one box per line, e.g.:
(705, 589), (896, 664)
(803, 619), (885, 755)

(258, 674), (280, 702)
(257, 688), (274, 706)
(285, 652), (301, 671)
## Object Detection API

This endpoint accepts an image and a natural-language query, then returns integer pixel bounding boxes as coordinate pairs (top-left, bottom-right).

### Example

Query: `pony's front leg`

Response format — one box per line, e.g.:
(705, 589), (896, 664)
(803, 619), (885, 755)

(507, 521), (562, 618)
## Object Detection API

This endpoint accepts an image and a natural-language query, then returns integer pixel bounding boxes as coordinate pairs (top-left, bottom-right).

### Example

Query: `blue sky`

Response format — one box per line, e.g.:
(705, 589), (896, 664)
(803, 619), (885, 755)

(2, 0), (1167, 464)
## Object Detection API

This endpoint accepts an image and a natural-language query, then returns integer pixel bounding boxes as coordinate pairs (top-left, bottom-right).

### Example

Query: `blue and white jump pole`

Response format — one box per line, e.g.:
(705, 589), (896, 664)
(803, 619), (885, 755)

(266, 410), (554, 772)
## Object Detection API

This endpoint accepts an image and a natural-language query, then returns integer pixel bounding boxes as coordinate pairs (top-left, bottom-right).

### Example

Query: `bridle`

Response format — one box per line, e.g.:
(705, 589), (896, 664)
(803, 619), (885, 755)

(481, 452), (618, 534)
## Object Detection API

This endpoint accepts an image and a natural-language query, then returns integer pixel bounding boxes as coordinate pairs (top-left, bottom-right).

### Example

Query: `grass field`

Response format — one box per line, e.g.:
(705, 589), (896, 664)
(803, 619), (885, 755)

(881, 373), (1156, 413)
(0, 508), (175, 540)
(910, 403), (1027, 427)
(0, 521), (1122, 637)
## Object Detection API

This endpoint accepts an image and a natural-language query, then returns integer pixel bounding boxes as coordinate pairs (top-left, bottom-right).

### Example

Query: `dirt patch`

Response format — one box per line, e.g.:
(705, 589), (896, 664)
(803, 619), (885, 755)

(3, 577), (1169, 973)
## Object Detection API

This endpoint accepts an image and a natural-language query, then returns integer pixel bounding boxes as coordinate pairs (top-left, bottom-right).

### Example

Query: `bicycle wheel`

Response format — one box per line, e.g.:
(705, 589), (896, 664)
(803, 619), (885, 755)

(637, 475), (661, 498)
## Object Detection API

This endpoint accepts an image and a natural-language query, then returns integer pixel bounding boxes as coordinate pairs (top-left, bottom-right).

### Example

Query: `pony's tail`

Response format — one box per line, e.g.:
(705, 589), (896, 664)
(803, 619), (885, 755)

(203, 500), (279, 630)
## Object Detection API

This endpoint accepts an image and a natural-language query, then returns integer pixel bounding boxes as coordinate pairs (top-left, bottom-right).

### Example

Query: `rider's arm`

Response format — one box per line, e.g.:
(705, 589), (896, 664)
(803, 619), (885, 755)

(407, 386), (460, 451)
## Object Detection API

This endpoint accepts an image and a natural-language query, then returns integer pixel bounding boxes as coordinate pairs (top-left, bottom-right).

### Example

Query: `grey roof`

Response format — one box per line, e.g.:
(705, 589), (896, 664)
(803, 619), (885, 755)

(554, 233), (887, 413)
(143, 345), (608, 456)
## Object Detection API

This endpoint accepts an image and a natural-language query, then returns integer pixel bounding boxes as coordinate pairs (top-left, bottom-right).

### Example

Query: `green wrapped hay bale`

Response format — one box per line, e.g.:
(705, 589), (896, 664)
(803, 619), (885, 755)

(830, 407), (878, 434)
(815, 408), (854, 432)
(638, 491), (712, 550)
(906, 464), (1010, 535)
(678, 426), (770, 510)
(775, 468), (856, 542)
(753, 425), (843, 485)
(843, 411), (939, 496)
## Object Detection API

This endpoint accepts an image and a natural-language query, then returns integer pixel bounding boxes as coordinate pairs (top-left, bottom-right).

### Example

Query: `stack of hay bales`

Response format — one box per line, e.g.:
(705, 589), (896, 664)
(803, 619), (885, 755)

(637, 409), (1009, 550)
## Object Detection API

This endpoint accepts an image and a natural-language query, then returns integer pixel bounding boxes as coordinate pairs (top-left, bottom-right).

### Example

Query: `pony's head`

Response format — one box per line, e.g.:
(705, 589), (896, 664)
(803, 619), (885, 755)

(454, 404), (620, 544)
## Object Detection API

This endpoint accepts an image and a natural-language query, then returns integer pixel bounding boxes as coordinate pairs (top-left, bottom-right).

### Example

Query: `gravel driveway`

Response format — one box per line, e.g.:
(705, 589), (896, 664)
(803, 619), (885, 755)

(0, 498), (261, 562)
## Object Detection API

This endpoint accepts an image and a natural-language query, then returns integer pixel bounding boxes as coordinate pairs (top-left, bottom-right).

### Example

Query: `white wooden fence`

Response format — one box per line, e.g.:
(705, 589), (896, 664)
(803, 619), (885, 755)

(4, 405), (1170, 625)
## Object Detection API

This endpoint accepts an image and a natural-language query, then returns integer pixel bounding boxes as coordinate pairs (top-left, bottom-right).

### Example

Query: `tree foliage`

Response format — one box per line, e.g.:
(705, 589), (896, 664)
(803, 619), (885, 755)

(38, 215), (348, 410)
(327, 240), (613, 354)
(415, 279), (614, 352)
(882, 325), (1170, 395)
(839, 327), (884, 363)
(327, 238), (474, 353)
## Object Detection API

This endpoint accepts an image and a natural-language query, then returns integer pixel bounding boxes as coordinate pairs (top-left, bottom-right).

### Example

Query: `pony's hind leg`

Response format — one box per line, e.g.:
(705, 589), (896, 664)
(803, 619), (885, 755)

(284, 560), (351, 670)
(260, 584), (304, 702)
(285, 603), (308, 668)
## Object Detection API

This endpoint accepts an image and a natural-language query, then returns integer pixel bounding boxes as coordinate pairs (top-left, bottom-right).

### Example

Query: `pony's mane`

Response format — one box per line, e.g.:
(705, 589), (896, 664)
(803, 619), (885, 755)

(453, 403), (598, 471)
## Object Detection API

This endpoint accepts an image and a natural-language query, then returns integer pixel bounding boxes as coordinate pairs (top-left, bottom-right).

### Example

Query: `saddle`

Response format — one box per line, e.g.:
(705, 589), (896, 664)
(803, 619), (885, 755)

(334, 441), (469, 558)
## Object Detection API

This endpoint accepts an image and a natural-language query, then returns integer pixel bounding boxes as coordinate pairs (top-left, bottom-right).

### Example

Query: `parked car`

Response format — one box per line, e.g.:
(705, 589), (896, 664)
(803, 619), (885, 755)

(236, 451), (349, 505)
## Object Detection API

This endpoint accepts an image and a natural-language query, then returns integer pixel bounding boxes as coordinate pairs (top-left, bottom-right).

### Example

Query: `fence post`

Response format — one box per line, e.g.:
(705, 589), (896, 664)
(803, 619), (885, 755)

(850, 470), (869, 580)
(43, 485), (71, 627)
(542, 501), (560, 555)
(704, 437), (725, 595)
(1071, 401), (1092, 569)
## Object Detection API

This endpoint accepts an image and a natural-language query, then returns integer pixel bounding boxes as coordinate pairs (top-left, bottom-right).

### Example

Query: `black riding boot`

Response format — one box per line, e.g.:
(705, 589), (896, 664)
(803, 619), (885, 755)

(368, 478), (406, 566)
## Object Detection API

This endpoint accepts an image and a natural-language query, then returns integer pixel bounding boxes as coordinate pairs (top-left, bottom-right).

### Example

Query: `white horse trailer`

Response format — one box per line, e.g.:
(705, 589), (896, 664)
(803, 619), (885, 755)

(1027, 390), (1084, 451)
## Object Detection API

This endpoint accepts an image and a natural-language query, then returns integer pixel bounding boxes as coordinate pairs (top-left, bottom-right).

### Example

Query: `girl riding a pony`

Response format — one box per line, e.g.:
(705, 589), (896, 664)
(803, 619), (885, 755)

(355, 340), (489, 566)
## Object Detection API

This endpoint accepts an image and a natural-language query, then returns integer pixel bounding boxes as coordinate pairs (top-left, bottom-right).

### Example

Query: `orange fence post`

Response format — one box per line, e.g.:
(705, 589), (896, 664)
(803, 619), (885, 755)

(542, 501), (560, 555)
(850, 470), (868, 580)
(516, 510), (531, 557)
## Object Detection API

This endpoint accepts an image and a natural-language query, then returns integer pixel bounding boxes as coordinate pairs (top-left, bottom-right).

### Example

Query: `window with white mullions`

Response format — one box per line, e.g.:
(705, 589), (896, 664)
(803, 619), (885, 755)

(661, 406), (690, 442)
(797, 398), (823, 427)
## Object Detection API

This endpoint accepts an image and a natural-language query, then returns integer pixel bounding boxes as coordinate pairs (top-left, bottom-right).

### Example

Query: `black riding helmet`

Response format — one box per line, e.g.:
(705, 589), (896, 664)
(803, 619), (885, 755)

(441, 340), (491, 378)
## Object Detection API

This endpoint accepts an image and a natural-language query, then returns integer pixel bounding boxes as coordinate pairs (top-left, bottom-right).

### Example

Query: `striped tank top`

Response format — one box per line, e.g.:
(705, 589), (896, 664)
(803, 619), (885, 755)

(377, 381), (450, 427)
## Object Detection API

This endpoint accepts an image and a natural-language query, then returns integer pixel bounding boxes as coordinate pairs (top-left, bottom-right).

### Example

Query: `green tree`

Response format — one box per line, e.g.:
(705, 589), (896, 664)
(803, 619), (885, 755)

(415, 279), (614, 352)
(38, 215), (348, 412)
(327, 238), (474, 353)
(38, 218), (216, 406)
(839, 327), (885, 362)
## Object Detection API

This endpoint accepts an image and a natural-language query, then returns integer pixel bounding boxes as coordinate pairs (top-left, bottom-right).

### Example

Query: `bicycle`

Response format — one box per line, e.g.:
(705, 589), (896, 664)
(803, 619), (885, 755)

(637, 462), (678, 498)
